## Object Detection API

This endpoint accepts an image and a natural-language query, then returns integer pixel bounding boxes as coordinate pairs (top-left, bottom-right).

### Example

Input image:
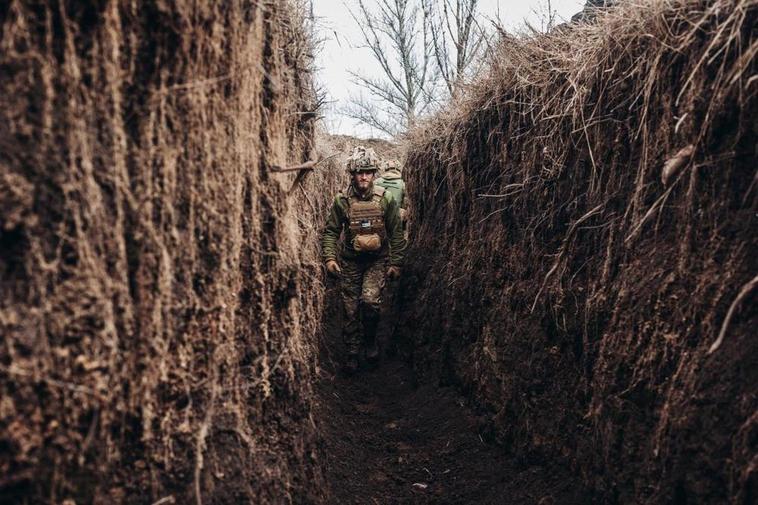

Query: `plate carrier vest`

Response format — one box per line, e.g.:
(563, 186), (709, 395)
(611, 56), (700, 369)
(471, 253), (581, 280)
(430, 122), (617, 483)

(347, 185), (386, 252)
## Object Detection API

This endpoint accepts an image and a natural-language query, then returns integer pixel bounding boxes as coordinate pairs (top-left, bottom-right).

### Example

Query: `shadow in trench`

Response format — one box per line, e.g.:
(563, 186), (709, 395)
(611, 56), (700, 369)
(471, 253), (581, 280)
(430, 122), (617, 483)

(315, 278), (591, 504)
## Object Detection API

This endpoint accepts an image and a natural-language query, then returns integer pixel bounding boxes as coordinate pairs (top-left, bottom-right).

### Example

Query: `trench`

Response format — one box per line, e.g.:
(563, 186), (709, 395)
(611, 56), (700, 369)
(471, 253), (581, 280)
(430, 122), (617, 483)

(1, 1), (755, 503)
(314, 280), (591, 504)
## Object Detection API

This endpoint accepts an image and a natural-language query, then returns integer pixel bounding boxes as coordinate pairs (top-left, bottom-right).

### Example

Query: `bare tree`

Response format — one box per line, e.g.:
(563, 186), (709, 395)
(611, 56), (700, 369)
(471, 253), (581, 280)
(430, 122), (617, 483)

(529, 0), (558, 33)
(422, 0), (487, 97)
(344, 0), (436, 137)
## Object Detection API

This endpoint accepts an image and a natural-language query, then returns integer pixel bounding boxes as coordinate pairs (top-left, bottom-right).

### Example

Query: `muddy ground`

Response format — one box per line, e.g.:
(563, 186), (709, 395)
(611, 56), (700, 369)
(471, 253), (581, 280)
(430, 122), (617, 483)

(316, 283), (592, 504)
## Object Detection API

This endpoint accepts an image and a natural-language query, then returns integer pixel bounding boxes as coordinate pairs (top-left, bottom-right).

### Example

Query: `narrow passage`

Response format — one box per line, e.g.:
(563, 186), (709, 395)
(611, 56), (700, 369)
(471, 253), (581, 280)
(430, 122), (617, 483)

(317, 297), (590, 504)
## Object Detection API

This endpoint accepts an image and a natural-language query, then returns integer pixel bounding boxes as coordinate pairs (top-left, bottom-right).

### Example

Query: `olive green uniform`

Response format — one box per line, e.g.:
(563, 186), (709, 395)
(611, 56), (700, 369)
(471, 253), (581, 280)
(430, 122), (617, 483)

(321, 184), (405, 355)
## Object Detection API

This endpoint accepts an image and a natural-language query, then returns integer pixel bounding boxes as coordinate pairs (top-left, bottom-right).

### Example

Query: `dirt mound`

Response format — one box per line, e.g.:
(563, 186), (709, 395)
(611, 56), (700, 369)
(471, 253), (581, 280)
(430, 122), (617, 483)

(0, 1), (335, 503)
(401, 0), (756, 503)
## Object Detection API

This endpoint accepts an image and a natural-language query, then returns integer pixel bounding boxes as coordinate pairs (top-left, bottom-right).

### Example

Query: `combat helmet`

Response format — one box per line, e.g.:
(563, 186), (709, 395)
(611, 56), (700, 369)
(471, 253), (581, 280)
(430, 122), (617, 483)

(347, 146), (380, 173)
(382, 159), (402, 173)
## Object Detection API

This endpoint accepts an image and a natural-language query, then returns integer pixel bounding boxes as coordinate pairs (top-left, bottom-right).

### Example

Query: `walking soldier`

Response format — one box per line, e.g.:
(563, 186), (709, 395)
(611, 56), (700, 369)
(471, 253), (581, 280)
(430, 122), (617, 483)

(321, 147), (406, 374)
(375, 159), (406, 217)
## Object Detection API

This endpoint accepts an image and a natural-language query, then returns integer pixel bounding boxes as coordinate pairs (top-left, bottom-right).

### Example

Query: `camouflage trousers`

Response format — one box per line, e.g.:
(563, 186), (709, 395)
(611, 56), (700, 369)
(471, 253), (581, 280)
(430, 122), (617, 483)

(340, 256), (387, 355)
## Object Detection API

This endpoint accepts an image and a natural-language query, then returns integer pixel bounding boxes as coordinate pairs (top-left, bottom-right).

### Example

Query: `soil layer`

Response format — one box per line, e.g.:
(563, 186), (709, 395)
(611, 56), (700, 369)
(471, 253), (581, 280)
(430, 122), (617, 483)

(0, 2), (330, 502)
(401, 1), (757, 503)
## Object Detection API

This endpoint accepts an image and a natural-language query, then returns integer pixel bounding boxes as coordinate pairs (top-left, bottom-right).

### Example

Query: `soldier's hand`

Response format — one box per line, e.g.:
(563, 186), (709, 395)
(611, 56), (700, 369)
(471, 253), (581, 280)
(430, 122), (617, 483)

(386, 266), (401, 280)
(326, 260), (342, 277)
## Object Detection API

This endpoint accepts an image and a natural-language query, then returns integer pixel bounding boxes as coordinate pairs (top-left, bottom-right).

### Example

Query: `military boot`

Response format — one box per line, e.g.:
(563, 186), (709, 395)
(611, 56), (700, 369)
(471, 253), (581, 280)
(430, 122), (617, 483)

(363, 307), (380, 367)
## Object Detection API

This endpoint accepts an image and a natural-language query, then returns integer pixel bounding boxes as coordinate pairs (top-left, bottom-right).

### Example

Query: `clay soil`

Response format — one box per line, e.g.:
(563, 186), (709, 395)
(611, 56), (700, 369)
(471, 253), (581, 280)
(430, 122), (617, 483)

(316, 289), (592, 504)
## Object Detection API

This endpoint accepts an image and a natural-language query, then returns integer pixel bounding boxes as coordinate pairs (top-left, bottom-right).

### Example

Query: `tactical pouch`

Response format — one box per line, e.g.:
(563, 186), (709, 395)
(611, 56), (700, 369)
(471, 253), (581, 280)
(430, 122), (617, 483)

(349, 199), (385, 253)
(353, 233), (382, 252)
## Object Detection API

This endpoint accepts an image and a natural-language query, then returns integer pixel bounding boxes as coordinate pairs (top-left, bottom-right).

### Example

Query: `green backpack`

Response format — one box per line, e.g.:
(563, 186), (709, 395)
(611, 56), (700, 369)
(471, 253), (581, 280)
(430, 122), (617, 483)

(375, 173), (405, 208)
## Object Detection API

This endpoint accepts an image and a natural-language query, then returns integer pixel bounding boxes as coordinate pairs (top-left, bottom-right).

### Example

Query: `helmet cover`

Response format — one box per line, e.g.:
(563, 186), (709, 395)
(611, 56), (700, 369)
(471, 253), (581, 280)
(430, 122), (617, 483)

(347, 146), (380, 173)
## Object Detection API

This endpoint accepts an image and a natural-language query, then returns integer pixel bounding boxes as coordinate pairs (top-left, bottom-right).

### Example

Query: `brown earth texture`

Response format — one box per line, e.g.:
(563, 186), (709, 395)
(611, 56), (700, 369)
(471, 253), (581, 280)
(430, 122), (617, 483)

(1, 0), (756, 504)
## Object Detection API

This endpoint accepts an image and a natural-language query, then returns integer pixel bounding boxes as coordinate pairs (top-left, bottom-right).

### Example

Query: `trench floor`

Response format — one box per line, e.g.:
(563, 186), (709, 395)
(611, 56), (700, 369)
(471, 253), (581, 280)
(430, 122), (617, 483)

(316, 354), (589, 504)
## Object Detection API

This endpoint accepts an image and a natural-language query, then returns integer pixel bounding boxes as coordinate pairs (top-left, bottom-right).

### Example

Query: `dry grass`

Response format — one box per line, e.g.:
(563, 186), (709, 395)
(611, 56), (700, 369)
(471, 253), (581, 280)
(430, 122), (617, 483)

(403, 0), (756, 502)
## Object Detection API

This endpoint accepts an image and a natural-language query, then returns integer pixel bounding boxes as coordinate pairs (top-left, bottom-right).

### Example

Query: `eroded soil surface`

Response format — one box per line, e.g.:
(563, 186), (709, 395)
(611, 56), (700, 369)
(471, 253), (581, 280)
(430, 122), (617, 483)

(316, 295), (591, 505)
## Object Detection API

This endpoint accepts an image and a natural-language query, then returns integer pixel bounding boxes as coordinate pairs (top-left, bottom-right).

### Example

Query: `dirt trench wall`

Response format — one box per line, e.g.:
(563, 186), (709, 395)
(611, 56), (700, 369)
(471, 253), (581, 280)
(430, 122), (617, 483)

(402, 1), (756, 503)
(0, 1), (331, 503)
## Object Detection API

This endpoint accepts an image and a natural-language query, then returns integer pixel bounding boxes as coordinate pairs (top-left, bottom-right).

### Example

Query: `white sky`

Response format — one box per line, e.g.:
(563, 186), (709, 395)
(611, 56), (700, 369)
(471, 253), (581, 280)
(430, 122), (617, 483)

(312, 0), (585, 138)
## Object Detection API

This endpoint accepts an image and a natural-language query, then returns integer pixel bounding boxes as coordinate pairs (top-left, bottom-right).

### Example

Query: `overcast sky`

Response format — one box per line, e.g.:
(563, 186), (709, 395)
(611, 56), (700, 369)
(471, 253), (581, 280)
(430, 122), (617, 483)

(312, 0), (585, 138)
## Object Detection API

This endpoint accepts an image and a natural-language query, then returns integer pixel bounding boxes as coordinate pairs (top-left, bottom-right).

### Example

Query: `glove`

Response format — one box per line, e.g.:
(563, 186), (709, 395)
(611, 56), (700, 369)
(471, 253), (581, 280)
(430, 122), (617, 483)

(326, 260), (342, 276)
(386, 266), (401, 280)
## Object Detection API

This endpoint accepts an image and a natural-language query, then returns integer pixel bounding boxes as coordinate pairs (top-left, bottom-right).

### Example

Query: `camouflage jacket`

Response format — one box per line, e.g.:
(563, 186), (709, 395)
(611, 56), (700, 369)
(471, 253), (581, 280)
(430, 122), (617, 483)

(321, 183), (406, 266)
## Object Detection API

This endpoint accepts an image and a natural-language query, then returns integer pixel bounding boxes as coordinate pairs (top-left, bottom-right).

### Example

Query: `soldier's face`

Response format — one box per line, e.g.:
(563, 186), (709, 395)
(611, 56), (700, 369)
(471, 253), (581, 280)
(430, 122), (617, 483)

(353, 171), (375, 192)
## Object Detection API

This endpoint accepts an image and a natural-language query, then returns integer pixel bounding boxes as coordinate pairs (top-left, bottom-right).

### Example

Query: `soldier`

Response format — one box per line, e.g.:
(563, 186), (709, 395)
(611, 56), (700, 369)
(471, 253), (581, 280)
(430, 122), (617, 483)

(374, 159), (407, 357)
(321, 147), (406, 375)
(375, 159), (407, 230)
